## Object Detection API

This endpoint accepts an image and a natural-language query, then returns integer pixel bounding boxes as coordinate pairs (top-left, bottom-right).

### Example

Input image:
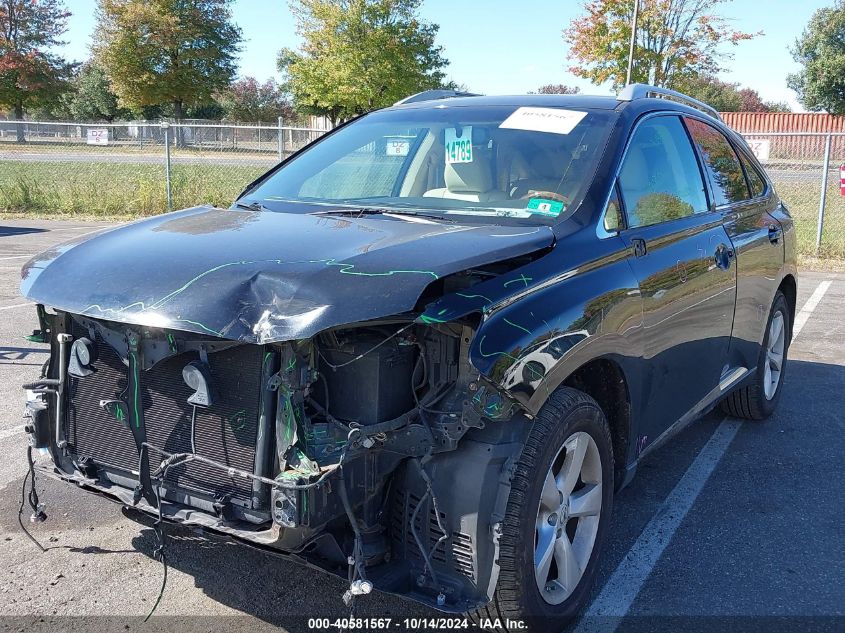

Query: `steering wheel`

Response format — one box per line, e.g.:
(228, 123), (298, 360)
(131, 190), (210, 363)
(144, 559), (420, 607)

(521, 190), (569, 205)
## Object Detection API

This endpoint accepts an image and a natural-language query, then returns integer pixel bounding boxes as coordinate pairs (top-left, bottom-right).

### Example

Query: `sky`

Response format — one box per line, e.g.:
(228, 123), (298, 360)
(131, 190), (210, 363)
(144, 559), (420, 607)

(59, 0), (831, 111)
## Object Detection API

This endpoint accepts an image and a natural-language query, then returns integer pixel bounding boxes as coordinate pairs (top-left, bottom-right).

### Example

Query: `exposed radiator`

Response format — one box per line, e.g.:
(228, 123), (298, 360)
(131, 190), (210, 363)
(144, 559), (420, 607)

(67, 325), (265, 506)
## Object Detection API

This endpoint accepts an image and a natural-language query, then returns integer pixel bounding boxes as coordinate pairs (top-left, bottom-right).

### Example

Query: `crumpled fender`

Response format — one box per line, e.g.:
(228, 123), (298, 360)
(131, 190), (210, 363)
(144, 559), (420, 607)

(419, 233), (643, 414)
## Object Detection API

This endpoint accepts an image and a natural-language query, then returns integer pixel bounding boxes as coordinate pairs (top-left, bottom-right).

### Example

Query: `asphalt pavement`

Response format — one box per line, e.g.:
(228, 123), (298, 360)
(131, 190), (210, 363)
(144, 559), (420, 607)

(0, 219), (843, 632)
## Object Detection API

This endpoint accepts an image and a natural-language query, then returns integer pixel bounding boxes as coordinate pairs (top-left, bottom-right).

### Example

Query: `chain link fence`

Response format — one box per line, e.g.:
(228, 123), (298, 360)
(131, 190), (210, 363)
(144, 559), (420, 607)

(1, 121), (844, 261)
(741, 132), (845, 260)
(0, 120), (328, 216)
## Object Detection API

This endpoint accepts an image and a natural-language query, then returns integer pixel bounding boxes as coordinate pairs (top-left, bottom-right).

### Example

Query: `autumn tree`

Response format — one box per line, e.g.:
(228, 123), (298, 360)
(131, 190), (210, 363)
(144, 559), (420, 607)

(789, 1), (845, 114)
(279, 0), (450, 126)
(534, 84), (581, 95)
(0, 0), (74, 141)
(564, 0), (758, 90)
(216, 77), (295, 123)
(682, 75), (791, 113)
(94, 0), (242, 124)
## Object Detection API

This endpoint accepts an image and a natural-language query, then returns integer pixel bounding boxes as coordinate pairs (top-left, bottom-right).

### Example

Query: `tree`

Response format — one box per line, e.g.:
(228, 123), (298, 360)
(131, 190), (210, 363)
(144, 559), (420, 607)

(534, 84), (581, 95)
(789, 1), (845, 114)
(62, 62), (129, 121)
(216, 77), (295, 123)
(94, 0), (242, 123)
(682, 75), (792, 113)
(0, 0), (74, 140)
(564, 0), (758, 91)
(279, 0), (450, 126)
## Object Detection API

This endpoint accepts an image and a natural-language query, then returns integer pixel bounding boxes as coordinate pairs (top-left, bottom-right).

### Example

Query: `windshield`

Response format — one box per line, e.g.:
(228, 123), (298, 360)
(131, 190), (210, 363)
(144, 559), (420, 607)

(243, 104), (617, 223)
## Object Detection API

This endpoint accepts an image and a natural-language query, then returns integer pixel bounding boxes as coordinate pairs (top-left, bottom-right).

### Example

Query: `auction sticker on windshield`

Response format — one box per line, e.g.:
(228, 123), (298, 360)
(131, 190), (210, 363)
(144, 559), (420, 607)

(445, 127), (473, 164)
(500, 107), (587, 135)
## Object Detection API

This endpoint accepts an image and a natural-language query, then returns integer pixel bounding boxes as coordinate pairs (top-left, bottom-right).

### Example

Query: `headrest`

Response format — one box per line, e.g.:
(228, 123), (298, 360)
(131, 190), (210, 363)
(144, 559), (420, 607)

(445, 153), (494, 194)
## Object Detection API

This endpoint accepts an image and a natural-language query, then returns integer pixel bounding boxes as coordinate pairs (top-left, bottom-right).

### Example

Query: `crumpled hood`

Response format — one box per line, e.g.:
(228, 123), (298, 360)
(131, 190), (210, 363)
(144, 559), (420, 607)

(21, 205), (555, 343)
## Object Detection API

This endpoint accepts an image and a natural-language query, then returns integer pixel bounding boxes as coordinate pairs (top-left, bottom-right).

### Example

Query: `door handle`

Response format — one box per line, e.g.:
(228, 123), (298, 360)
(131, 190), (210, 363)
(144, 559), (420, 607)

(768, 224), (782, 244)
(631, 237), (647, 258)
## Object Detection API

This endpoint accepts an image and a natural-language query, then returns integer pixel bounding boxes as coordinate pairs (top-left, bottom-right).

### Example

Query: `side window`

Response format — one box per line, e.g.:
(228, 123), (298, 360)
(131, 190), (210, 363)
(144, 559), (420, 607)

(618, 116), (708, 228)
(739, 151), (766, 198)
(684, 118), (750, 206)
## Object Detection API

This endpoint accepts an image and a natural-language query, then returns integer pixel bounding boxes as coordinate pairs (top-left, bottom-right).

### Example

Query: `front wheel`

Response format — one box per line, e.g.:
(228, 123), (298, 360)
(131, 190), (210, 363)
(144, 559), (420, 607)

(470, 387), (614, 632)
(721, 290), (791, 420)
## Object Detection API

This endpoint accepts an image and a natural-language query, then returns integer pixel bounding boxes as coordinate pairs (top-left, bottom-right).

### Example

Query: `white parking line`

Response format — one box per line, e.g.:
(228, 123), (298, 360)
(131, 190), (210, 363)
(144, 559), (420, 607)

(0, 302), (31, 311)
(792, 279), (832, 340)
(575, 419), (741, 632)
(0, 255), (34, 260)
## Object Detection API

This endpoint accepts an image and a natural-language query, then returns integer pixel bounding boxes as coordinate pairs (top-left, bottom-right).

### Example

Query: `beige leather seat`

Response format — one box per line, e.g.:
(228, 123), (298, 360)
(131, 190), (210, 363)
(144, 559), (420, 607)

(423, 153), (506, 203)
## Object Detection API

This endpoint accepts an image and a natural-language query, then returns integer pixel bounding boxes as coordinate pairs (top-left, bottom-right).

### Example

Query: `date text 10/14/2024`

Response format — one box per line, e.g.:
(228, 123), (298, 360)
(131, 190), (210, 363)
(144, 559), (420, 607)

(307, 618), (528, 630)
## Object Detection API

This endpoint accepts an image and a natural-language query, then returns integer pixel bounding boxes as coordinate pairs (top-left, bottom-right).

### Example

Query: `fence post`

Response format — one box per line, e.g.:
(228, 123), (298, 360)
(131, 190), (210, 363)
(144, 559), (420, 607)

(277, 116), (284, 162)
(162, 122), (173, 212)
(816, 133), (832, 254)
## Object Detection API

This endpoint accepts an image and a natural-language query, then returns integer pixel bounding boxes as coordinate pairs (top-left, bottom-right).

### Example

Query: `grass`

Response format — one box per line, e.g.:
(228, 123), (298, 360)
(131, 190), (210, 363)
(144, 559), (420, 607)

(1, 158), (843, 264)
(772, 179), (845, 262)
(0, 160), (265, 219)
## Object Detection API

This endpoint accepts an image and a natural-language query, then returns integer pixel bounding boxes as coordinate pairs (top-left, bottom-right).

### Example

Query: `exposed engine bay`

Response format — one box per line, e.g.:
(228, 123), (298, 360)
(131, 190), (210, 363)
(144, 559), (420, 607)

(24, 305), (530, 612)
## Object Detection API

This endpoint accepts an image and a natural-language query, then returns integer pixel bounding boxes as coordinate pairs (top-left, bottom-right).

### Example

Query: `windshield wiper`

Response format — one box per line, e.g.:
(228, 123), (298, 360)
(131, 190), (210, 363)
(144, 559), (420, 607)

(233, 200), (269, 212)
(314, 207), (455, 223)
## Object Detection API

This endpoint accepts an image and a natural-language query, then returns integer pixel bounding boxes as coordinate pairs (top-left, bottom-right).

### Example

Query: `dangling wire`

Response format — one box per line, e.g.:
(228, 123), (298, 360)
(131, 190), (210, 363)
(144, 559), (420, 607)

(17, 447), (46, 552)
(144, 469), (169, 621)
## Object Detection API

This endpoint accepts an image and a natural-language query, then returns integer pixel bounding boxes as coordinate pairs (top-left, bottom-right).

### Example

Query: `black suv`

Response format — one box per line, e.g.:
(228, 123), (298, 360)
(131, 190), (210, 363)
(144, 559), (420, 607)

(21, 84), (796, 630)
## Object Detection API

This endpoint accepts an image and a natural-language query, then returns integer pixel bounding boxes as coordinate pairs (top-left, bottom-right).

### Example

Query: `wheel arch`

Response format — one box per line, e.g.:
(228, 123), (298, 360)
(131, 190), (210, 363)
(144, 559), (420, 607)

(560, 357), (633, 490)
(778, 273), (797, 340)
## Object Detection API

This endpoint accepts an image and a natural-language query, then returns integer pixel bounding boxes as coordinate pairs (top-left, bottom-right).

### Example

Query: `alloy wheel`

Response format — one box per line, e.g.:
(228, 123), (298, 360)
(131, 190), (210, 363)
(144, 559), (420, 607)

(534, 431), (602, 605)
(764, 311), (786, 400)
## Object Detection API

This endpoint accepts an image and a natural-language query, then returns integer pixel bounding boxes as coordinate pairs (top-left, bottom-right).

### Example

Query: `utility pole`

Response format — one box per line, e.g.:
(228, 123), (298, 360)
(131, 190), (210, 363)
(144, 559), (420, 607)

(625, 0), (640, 85)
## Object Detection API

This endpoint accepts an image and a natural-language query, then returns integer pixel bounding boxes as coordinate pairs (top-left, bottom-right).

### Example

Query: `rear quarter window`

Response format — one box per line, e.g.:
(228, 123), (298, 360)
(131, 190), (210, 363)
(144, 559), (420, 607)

(739, 151), (767, 198)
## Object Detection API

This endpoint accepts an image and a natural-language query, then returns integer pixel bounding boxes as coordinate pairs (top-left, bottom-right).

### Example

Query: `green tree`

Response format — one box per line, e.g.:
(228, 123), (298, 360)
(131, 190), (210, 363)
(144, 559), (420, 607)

(0, 0), (74, 141)
(564, 0), (758, 90)
(279, 0), (450, 126)
(789, 1), (845, 114)
(62, 62), (129, 121)
(216, 76), (295, 122)
(94, 0), (242, 123)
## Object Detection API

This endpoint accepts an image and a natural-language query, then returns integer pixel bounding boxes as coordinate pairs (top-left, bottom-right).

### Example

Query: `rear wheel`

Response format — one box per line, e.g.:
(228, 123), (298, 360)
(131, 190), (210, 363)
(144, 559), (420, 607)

(721, 291), (790, 420)
(469, 387), (614, 632)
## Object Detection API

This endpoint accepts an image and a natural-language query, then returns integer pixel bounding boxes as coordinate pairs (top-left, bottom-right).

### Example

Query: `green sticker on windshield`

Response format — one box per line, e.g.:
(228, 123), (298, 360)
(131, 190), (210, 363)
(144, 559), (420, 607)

(527, 198), (564, 217)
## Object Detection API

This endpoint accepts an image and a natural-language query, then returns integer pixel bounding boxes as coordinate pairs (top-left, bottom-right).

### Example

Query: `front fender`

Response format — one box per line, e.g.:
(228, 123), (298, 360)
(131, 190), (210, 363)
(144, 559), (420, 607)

(420, 233), (643, 415)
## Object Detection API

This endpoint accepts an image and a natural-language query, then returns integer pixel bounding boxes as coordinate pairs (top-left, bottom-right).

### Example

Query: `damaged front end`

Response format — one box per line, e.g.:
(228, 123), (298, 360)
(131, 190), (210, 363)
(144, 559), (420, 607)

(24, 304), (531, 612)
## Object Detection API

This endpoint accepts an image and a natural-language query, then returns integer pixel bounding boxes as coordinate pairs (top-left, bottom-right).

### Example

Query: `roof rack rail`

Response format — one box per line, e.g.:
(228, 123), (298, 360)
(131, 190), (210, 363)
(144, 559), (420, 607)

(617, 83), (722, 121)
(393, 89), (480, 106)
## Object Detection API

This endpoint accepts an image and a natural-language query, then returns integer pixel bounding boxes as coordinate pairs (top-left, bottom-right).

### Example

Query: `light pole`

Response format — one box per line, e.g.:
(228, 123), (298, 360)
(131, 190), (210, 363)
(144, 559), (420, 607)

(625, 0), (640, 85)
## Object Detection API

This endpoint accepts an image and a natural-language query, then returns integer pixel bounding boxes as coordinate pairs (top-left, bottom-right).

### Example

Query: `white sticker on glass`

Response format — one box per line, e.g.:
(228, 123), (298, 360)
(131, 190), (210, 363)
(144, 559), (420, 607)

(386, 140), (410, 156)
(499, 107), (587, 135)
(445, 126), (473, 164)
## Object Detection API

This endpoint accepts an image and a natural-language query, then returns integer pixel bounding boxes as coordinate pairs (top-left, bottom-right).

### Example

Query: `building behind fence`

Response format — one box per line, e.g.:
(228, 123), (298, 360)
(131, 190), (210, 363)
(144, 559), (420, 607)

(1, 116), (845, 260)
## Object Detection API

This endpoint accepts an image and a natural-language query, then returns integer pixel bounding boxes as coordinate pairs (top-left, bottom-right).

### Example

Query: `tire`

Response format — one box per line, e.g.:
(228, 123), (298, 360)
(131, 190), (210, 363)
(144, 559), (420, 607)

(469, 387), (614, 633)
(721, 291), (790, 420)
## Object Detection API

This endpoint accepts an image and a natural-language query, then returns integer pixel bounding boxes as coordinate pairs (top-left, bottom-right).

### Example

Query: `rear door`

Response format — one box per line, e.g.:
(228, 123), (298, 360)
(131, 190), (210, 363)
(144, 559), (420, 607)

(617, 114), (737, 442)
(683, 116), (784, 370)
